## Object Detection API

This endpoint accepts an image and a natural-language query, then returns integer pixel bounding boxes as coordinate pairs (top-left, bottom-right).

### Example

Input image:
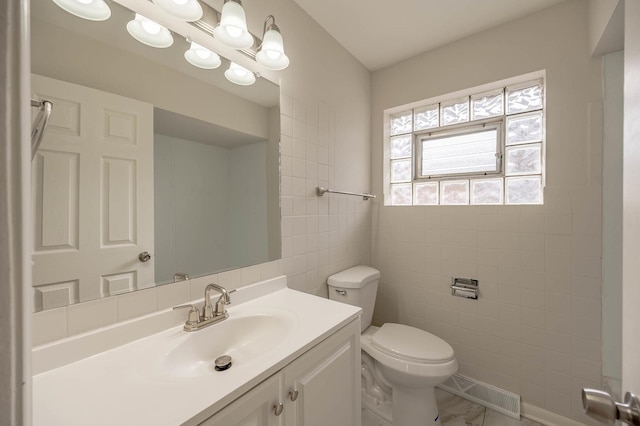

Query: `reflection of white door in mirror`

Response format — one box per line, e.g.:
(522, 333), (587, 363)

(31, 74), (154, 312)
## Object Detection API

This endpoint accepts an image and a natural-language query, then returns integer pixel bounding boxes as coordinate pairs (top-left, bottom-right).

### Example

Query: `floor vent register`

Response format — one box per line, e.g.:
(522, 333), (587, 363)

(438, 374), (521, 420)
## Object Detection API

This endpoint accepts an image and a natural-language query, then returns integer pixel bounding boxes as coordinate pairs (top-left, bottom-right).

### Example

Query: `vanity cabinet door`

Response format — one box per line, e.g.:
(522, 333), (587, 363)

(283, 320), (361, 426)
(199, 374), (284, 426)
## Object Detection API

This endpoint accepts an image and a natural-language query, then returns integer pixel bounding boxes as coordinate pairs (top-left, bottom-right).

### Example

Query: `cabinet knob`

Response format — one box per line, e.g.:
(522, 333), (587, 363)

(289, 389), (299, 401)
(273, 402), (284, 416)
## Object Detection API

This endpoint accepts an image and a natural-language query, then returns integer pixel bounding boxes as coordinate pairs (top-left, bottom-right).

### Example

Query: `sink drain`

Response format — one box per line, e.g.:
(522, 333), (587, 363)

(214, 355), (232, 371)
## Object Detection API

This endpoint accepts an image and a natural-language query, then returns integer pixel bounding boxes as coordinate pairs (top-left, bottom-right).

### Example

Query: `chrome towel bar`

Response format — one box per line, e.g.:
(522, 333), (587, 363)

(31, 98), (53, 160)
(316, 186), (376, 201)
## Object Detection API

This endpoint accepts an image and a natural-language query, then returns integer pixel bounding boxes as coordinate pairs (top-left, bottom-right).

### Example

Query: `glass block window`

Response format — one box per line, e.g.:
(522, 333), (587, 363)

(414, 105), (439, 131)
(414, 182), (439, 205)
(471, 178), (503, 204)
(390, 111), (412, 136)
(471, 90), (503, 120)
(385, 76), (544, 206)
(391, 183), (412, 205)
(390, 135), (412, 158)
(441, 180), (469, 205)
(441, 98), (469, 126)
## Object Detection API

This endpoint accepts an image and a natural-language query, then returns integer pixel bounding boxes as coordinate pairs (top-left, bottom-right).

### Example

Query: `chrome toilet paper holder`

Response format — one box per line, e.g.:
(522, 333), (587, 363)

(451, 277), (479, 299)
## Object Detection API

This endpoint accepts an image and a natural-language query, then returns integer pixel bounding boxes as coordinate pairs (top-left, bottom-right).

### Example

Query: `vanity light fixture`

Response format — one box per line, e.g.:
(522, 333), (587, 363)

(213, 0), (254, 50)
(256, 15), (289, 71)
(51, 0), (111, 21)
(184, 41), (222, 69)
(152, 0), (203, 22)
(126, 13), (174, 48)
(224, 62), (256, 86)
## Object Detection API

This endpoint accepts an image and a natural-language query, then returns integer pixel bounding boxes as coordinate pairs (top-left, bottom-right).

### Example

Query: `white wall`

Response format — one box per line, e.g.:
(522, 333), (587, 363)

(602, 51), (623, 397)
(229, 142), (269, 268)
(622, 0), (640, 393)
(31, 0), (372, 345)
(155, 135), (270, 282)
(588, 0), (624, 56)
(371, 1), (603, 423)
(154, 135), (233, 284)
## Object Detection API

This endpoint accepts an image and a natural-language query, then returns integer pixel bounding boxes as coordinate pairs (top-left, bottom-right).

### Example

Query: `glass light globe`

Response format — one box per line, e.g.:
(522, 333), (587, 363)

(224, 62), (256, 86)
(184, 42), (222, 69)
(126, 14), (174, 48)
(213, 0), (253, 49)
(152, 0), (203, 22)
(256, 29), (289, 70)
(51, 0), (111, 21)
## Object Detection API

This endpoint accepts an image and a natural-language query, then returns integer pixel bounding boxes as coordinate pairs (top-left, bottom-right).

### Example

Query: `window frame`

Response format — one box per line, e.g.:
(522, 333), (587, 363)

(414, 118), (504, 180)
(383, 73), (546, 206)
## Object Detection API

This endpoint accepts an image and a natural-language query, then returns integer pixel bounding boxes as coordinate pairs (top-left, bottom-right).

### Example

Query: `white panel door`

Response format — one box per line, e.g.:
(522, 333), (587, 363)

(31, 74), (154, 310)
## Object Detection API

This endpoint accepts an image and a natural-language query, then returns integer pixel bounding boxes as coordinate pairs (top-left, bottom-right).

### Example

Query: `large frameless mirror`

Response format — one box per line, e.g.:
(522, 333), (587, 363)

(30, 0), (281, 312)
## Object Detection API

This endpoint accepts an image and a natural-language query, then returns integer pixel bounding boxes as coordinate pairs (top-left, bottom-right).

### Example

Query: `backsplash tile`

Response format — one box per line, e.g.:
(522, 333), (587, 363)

(67, 297), (117, 336)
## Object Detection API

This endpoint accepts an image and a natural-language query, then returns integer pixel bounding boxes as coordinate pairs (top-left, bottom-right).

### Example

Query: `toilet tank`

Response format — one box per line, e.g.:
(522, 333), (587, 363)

(327, 266), (380, 332)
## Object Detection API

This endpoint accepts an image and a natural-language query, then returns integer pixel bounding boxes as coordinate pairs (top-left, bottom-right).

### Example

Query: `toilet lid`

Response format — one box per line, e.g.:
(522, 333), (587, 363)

(371, 323), (455, 363)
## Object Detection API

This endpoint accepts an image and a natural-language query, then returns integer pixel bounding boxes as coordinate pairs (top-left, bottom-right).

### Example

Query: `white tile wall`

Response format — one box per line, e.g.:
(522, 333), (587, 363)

(371, 2), (604, 424)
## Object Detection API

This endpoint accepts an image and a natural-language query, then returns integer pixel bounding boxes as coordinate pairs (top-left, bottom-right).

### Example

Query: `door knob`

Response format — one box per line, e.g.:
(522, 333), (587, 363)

(138, 251), (151, 262)
(582, 388), (640, 426)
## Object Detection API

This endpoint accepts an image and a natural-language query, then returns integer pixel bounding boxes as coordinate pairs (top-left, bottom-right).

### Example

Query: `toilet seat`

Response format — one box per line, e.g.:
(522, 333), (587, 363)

(372, 323), (454, 363)
(361, 325), (458, 382)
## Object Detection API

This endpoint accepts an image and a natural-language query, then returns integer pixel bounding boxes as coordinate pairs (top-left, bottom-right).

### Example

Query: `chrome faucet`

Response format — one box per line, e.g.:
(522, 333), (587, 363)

(203, 283), (231, 320)
(173, 283), (232, 332)
(173, 272), (190, 282)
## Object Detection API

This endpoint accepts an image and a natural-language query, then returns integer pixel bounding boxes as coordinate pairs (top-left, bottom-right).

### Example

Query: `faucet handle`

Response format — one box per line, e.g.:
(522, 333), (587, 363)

(173, 304), (201, 326)
(213, 289), (237, 316)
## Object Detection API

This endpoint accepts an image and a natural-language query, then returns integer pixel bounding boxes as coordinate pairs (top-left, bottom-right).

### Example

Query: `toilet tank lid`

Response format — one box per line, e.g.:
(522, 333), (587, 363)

(327, 265), (380, 289)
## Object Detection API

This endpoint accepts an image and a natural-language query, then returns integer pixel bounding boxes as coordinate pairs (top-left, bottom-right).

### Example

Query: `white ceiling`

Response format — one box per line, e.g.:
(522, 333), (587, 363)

(293, 0), (567, 71)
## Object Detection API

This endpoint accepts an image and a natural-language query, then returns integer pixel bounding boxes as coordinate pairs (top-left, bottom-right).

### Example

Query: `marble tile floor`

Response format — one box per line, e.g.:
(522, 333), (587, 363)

(435, 388), (544, 426)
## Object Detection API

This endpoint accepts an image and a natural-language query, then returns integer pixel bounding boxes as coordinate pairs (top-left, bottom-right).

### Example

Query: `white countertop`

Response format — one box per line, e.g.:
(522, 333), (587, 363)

(33, 277), (361, 426)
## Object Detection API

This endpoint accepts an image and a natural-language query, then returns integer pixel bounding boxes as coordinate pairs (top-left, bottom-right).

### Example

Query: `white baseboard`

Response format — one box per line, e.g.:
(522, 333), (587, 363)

(521, 403), (587, 426)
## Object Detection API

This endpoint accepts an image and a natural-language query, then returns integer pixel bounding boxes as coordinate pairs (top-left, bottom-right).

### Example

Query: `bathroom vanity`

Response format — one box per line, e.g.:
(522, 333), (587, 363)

(32, 276), (361, 426)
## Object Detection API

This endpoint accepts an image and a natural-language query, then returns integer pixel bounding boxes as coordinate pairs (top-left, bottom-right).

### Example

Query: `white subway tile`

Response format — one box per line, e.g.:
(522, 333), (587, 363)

(293, 119), (306, 140)
(546, 234), (572, 254)
(67, 297), (117, 336)
(521, 381), (546, 407)
(32, 307), (68, 346)
(572, 336), (601, 361)
(116, 288), (158, 322)
(545, 312), (571, 335)
(521, 325), (546, 349)
(545, 331), (572, 354)
(571, 314), (601, 341)
(157, 281), (190, 310)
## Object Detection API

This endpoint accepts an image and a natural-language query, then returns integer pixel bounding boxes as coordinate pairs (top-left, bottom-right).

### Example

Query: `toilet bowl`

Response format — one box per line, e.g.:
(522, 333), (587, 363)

(328, 266), (458, 426)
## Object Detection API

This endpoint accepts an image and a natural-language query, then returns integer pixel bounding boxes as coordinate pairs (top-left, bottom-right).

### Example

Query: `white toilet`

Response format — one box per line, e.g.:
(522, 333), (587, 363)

(328, 266), (458, 426)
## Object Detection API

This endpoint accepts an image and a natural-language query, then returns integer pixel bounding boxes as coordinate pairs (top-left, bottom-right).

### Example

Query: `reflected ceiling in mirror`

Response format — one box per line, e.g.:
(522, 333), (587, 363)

(30, 0), (281, 312)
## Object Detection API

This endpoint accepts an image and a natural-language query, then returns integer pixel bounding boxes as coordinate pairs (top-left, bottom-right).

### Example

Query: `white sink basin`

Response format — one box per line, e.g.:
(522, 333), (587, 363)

(161, 309), (298, 378)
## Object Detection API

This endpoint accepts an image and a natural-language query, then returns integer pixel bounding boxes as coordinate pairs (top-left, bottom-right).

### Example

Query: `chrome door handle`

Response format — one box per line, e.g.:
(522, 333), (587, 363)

(138, 251), (151, 262)
(583, 388), (640, 425)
